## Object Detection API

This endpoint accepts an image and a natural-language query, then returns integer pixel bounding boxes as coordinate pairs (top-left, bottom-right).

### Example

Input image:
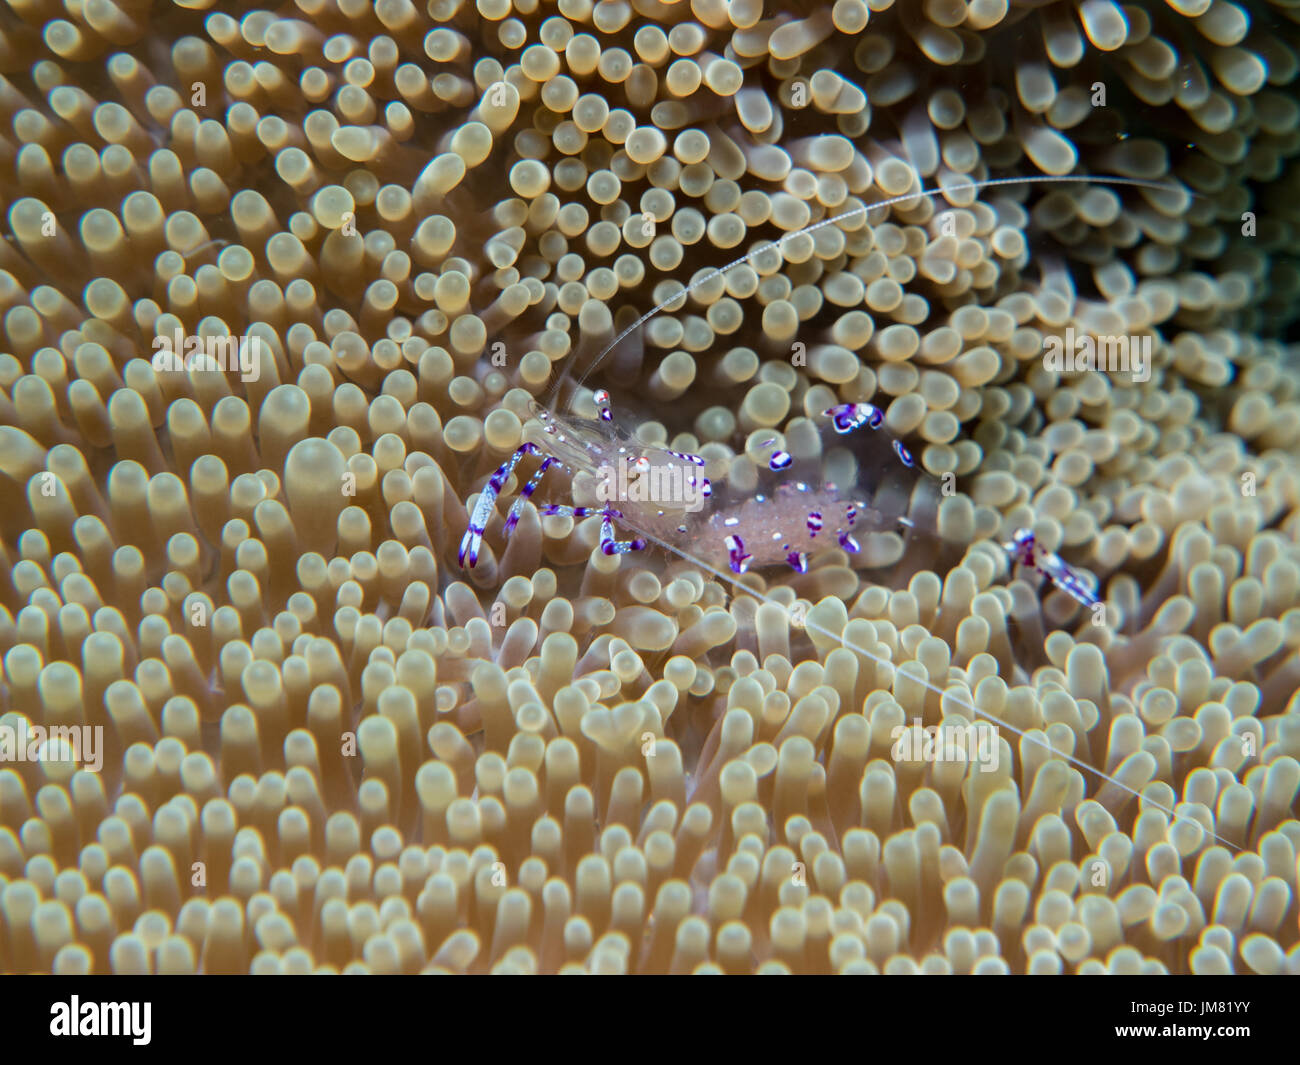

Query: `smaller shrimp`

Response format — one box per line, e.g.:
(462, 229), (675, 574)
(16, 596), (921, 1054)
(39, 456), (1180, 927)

(1003, 528), (1100, 609)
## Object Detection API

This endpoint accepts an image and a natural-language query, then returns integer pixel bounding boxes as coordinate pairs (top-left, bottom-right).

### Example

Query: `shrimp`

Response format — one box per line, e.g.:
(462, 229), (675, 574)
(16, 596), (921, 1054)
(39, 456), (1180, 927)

(459, 174), (1168, 599)
(455, 172), (1248, 851)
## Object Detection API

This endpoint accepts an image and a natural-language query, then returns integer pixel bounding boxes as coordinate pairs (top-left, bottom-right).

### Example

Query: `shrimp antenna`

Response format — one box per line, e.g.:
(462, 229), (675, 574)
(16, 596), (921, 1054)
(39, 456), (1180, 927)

(545, 173), (1188, 410)
(618, 518), (1244, 855)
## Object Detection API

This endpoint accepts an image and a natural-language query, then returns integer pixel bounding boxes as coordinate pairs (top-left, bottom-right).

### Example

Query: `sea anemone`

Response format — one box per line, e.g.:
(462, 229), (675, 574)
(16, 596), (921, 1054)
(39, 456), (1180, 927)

(1, 0), (1298, 975)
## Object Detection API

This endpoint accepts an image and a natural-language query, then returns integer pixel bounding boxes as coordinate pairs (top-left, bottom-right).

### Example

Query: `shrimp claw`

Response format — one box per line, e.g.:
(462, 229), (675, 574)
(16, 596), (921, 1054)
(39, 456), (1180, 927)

(1003, 528), (1101, 609)
(460, 442), (553, 569)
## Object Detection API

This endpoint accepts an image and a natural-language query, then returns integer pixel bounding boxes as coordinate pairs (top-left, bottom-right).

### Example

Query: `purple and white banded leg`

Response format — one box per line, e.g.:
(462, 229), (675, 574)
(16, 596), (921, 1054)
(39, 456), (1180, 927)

(825, 402), (884, 433)
(824, 403), (917, 468)
(1003, 528), (1100, 609)
(503, 456), (558, 536)
(541, 504), (648, 556)
(460, 442), (560, 568)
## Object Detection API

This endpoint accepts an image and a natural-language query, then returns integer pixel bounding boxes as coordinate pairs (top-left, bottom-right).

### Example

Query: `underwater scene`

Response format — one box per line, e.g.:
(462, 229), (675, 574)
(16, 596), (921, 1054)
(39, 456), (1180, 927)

(1, 0), (1299, 980)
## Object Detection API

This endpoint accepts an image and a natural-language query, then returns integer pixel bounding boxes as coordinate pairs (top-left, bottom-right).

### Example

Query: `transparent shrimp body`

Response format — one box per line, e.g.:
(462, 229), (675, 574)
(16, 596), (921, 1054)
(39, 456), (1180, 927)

(531, 390), (948, 581)
(520, 394), (713, 555)
(713, 404), (946, 574)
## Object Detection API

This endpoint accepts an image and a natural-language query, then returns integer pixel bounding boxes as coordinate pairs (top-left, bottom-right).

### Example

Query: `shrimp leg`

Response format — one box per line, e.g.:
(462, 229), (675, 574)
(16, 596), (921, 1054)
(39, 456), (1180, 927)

(503, 456), (559, 536)
(1004, 528), (1100, 609)
(460, 442), (549, 568)
(541, 504), (648, 556)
